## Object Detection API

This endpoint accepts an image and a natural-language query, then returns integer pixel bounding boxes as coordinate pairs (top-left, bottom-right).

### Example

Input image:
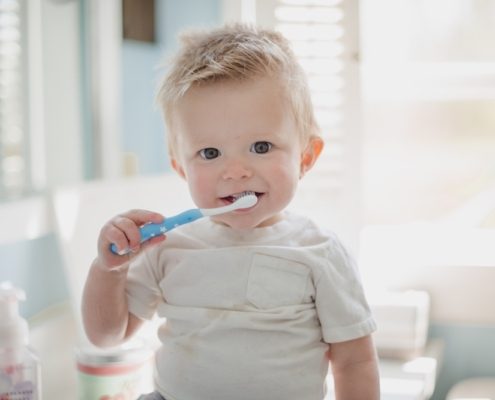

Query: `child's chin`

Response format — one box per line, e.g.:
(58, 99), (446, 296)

(213, 213), (280, 230)
(211, 214), (252, 229)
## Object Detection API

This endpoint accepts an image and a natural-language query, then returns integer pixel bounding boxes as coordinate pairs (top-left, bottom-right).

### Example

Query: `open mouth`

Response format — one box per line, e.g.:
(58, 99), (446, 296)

(221, 191), (263, 204)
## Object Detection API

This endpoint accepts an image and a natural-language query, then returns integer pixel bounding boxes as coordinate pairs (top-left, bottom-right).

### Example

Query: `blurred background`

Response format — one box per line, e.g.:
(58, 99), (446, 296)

(1, 0), (494, 399)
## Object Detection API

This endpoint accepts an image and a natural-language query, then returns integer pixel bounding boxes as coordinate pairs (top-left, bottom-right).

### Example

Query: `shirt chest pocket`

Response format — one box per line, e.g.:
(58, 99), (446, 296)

(246, 253), (310, 309)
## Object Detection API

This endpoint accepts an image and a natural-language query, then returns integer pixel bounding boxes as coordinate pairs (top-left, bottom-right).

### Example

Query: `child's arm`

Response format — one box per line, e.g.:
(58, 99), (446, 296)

(329, 335), (380, 399)
(82, 209), (165, 347)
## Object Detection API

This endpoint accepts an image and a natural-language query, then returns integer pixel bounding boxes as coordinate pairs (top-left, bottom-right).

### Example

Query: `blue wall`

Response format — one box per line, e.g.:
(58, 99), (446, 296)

(0, 235), (68, 318)
(430, 323), (495, 399)
(121, 0), (221, 174)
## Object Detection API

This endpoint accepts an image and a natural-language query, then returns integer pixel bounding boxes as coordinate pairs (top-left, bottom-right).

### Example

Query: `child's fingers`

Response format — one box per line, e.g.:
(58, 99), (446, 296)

(99, 220), (132, 256)
(111, 215), (142, 251)
(113, 210), (164, 252)
(101, 209), (165, 256)
(119, 209), (164, 226)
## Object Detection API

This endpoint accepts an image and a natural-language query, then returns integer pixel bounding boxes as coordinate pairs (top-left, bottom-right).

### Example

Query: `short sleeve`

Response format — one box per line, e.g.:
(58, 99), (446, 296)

(126, 249), (163, 320)
(315, 238), (376, 343)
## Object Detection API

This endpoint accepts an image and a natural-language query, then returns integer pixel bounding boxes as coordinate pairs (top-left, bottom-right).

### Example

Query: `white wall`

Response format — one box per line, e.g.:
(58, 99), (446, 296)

(41, 0), (84, 187)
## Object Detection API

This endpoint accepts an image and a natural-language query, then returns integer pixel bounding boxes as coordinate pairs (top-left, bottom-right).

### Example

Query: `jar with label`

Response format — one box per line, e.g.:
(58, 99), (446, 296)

(76, 342), (154, 400)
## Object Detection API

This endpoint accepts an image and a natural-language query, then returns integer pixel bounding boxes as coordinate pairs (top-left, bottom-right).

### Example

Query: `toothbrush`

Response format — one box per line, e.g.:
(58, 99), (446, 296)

(110, 192), (258, 255)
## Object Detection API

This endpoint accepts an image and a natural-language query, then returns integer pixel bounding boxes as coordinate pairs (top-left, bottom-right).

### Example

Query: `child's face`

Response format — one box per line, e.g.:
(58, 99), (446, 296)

(171, 76), (318, 230)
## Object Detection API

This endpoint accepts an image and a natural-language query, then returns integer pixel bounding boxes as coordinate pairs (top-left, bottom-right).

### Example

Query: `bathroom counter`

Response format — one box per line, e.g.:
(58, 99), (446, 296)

(30, 302), (78, 399)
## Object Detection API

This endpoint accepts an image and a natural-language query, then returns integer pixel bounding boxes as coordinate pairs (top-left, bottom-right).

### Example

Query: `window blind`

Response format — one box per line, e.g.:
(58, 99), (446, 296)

(271, 0), (363, 247)
(0, 0), (27, 199)
(275, 0), (346, 189)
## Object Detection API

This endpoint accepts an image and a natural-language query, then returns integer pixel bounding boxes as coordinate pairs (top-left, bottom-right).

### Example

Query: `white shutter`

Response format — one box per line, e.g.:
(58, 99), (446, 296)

(257, 0), (363, 249)
(0, 0), (28, 198)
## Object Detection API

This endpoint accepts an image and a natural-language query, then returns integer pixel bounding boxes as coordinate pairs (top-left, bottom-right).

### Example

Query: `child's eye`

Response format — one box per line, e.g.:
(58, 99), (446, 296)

(199, 147), (220, 160)
(250, 141), (272, 154)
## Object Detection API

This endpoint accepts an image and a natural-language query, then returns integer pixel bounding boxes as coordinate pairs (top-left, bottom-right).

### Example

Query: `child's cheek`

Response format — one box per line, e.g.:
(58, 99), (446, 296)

(187, 165), (215, 205)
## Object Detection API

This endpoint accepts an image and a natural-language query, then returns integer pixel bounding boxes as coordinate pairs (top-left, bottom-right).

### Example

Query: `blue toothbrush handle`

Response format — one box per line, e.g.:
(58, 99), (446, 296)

(110, 209), (203, 255)
(141, 208), (204, 238)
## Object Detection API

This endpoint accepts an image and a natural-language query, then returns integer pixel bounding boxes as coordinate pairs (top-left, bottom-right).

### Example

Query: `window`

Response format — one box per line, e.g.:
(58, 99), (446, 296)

(361, 0), (495, 225)
(239, 0), (495, 267)
(0, 0), (46, 201)
(360, 0), (495, 270)
(0, 0), (28, 199)
(1, 0), (85, 202)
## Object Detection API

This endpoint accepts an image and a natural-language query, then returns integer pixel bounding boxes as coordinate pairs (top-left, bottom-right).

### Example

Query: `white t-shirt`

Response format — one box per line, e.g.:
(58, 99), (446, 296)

(127, 212), (376, 400)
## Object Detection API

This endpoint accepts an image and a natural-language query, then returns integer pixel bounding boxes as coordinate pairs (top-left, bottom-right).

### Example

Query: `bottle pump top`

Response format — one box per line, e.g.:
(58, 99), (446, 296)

(0, 281), (29, 348)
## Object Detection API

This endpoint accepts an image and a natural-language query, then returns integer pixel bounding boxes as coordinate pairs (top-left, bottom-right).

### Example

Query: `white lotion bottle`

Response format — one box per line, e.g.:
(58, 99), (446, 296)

(0, 282), (41, 399)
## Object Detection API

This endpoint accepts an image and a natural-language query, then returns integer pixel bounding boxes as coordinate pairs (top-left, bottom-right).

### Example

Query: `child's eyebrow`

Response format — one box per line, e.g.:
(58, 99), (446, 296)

(182, 134), (217, 146)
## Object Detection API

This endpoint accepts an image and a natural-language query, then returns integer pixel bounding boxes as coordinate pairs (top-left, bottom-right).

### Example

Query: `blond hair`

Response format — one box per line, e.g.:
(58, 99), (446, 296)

(156, 24), (320, 156)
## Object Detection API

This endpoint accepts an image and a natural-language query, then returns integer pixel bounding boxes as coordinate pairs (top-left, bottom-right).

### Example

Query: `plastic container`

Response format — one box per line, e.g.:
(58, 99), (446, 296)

(76, 342), (154, 400)
(0, 282), (41, 400)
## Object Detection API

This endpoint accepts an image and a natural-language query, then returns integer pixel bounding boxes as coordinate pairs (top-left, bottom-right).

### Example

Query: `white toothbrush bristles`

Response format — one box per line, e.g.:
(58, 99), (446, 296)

(233, 193), (258, 208)
(201, 192), (258, 216)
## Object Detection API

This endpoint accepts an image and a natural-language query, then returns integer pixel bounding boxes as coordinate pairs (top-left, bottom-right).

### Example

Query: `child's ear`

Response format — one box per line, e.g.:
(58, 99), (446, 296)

(300, 136), (324, 178)
(171, 158), (186, 179)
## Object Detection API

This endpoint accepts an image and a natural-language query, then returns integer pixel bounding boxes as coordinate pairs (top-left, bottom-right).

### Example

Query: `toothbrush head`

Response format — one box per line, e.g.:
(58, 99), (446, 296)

(200, 192), (258, 216)
(232, 192), (258, 209)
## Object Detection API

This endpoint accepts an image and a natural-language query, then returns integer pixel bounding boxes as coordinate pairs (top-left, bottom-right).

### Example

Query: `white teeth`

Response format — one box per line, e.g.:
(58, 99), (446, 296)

(232, 191), (255, 200)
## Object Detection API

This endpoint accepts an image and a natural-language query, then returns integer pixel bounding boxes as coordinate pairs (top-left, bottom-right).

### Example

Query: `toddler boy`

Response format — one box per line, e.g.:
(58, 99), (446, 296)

(83, 24), (379, 400)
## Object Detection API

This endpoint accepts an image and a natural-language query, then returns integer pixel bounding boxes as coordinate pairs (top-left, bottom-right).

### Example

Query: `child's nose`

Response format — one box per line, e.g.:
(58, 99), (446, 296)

(222, 158), (253, 180)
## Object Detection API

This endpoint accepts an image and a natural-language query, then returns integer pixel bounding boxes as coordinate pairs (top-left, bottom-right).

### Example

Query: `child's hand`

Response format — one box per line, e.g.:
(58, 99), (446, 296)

(97, 209), (165, 269)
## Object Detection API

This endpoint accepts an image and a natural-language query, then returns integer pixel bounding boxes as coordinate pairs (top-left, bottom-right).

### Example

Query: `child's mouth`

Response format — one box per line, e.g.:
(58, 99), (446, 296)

(221, 191), (262, 205)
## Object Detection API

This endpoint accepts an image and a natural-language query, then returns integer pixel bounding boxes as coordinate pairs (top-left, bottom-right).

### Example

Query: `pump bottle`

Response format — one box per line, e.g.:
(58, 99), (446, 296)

(0, 281), (41, 399)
